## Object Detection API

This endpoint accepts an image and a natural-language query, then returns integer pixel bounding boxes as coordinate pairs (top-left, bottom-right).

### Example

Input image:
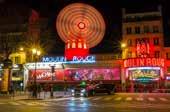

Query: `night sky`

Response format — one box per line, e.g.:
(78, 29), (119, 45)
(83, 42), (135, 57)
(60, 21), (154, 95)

(2, 0), (170, 55)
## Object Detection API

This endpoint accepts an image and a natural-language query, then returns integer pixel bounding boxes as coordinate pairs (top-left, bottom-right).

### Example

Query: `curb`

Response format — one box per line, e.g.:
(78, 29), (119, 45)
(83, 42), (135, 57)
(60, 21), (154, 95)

(17, 98), (43, 101)
(14, 95), (71, 101)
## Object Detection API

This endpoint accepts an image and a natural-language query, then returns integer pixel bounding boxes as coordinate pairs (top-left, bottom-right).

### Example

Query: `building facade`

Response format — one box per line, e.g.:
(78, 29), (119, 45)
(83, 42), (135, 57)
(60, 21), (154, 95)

(24, 54), (122, 91)
(23, 6), (170, 92)
(1, 3), (170, 92)
(121, 6), (170, 92)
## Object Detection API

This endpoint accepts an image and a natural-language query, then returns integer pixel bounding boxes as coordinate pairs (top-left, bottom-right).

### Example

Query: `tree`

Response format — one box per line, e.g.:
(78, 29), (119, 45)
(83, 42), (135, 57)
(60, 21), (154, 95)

(20, 28), (58, 62)
(0, 32), (24, 60)
(0, 32), (25, 93)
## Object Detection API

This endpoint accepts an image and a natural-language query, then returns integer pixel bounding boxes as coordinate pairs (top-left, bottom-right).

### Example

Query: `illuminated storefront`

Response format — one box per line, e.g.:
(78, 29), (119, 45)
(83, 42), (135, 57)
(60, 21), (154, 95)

(23, 54), (170, 92)
(0, 64), (24, 91)
(24, 55), (121, 89)
(123, 58), (165, 92)
(124, 58), (165, 79)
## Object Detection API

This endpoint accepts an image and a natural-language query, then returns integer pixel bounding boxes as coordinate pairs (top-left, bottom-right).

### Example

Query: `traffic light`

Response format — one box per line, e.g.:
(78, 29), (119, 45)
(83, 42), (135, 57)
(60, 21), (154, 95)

(80, 81), (86, 87)
(51, 66), (55, 73)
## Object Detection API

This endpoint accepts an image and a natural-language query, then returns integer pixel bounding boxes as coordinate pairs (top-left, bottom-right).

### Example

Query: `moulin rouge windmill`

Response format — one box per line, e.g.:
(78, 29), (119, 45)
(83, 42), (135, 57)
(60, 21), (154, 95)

(56, 3), (106, 60)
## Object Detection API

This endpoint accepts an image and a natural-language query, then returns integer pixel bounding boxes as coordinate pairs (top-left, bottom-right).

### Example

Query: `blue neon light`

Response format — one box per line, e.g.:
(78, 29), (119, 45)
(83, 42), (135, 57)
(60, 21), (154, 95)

(41, 55), (96, 63)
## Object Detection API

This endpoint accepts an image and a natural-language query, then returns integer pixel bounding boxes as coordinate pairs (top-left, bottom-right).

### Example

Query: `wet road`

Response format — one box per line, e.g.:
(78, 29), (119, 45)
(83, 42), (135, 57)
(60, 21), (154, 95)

(0, 93), (170, 112)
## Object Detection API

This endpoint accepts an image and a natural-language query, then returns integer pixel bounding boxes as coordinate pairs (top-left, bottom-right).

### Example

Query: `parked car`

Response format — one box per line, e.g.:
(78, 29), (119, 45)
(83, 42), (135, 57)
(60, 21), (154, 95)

(88, 83), (115, 96)
(71, 85), (88, 97)
(71, 83), (115, 97)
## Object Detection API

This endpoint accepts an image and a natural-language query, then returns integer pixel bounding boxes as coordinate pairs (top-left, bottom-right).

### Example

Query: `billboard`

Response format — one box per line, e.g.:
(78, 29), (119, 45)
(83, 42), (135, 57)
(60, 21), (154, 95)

(65, 68), (120, 81)
(29, 69), (64, 81)
(29, 68), (120, 81)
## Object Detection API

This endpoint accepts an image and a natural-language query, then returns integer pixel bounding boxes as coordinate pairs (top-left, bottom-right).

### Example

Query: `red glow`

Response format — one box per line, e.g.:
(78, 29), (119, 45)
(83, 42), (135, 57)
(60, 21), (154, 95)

(56, 3), (106, 48)
(65, 39), (89, 60)
(29, 69), (64, 81)
(65, 49), (89, 60)
(124, 58), (164, 68)
(29, 9), (39, 24)
(136, 38), (150, 57)
(29, 68), (120, 81)
(78, 22), (86, 29)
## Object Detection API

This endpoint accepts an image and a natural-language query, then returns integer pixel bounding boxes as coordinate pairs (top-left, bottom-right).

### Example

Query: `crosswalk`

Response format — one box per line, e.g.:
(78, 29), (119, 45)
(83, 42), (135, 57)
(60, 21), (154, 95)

(114, 97), (122, 101)
(0, 96), (169, 106)
(5, 101), (51, 106)
(148, 97), (155, 101)
(125, 97), (132, 101)
(136, 97), (143, 101)
(48, 96), (170, 102)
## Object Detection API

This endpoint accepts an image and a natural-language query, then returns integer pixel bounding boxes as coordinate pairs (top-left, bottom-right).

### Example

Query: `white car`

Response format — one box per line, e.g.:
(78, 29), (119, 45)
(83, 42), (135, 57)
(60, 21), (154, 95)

(71, 85), (88, 97)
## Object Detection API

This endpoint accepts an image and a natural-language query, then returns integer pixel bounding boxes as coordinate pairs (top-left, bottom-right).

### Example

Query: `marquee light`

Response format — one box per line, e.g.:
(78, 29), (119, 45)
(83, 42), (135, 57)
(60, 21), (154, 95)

(124, 58), (164, 68)
(128, 67), (160, 70)
(127, 67), (161, 81)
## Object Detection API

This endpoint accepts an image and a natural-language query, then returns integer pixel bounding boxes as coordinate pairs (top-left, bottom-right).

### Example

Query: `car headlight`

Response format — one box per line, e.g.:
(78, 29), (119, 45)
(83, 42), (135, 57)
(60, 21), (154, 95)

(81, 89), (86, 93)
(71, 89), (75, 93)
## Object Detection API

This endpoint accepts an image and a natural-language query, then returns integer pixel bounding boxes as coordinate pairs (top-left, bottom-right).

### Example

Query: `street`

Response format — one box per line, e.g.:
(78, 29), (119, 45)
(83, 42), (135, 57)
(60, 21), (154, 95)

(0, 93), (170, 112)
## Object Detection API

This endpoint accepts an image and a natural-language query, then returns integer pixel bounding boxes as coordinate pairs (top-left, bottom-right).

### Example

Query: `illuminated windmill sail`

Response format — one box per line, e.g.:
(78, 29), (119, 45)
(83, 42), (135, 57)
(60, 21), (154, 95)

(56, 3), (105, 60)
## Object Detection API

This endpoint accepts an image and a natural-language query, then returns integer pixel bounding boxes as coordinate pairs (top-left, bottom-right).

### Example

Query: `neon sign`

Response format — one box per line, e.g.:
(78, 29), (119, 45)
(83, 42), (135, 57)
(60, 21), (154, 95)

(124, 58), (164, 68)
(42, 56), (66, 62)
(136, 38), (150, 57)
(128, 67), (160, 82)
(42, 55), (95, 63)
(166, 76), (170, 80)
(36, 72), (55, 80)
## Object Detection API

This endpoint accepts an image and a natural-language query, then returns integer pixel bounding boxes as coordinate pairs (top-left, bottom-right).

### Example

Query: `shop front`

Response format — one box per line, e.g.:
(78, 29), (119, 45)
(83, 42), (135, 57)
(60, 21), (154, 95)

(124, 58), (165, 92)
(24, 55), (121, 91)
(0, 64), (24, 92)
(165, 75), (170, 88)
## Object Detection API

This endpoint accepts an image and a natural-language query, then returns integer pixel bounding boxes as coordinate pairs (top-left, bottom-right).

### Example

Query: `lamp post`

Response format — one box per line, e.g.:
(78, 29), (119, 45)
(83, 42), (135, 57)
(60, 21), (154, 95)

(121, 42), (126, 92)
(121, 42), (126, 59)
(50, 66), (55, 98)
(61, 63), (66, 95)
(32, 48), (41, 98)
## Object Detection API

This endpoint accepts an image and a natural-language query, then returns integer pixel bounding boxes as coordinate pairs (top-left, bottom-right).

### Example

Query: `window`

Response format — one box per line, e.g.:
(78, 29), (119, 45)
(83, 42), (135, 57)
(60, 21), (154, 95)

(84, 43), (87, 49)
(153, 38), (159, 45)
(126, 27), (132, 34)
(153, 25), (159, 33)
(127, 39), (132, 46)
(166, 53), (170, 59)
(144, 25), (150, 33)
(67, 43), (70, 48)
(128, 51), (132, 58)
(15, 56), (20, 64)
(72, 42), (76, 48)
(12, 72), (19, 77)
(135, 26), (140, 34)
(0, 71), (2, 78)
(167, 67), (170, 72)
(154, 51), (160, 58)
(78, 42), (82, 48)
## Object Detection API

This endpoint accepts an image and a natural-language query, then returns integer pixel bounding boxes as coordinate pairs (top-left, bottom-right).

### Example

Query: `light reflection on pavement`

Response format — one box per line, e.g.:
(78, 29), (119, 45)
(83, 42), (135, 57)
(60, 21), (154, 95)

(1, 94), (170, 112)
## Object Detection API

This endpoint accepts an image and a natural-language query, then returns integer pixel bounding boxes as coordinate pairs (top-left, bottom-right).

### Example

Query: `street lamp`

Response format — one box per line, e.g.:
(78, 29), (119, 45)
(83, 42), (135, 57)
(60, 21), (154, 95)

(61, 63), (66, 95)
(121, 43), (126, 48)
(32, 48), (41, 98)
(121, 42), (126, 92)
(19, 47), (24, 51)
(50, 66), (55, 98)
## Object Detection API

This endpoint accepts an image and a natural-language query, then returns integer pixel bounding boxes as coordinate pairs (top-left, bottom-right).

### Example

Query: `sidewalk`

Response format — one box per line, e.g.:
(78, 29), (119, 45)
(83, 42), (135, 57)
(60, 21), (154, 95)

(0, 91), (71, 100)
